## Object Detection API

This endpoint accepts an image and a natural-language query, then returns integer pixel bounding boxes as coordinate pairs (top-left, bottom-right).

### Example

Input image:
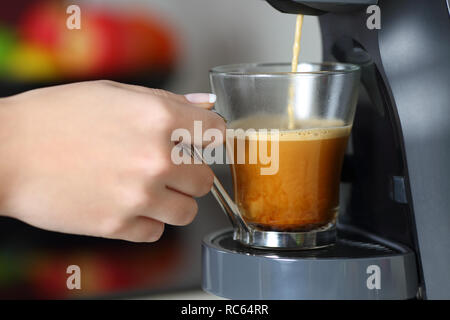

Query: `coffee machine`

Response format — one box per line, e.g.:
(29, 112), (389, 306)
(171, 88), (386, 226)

(202, 0), (450, 299)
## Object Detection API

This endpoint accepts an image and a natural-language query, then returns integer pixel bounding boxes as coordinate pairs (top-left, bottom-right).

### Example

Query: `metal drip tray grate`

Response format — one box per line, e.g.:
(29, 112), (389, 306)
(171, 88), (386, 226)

(214, 230), (395, 259)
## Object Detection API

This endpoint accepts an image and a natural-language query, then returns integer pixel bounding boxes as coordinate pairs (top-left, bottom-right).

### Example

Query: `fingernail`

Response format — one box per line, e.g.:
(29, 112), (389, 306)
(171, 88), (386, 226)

(185, 93), (216, 104)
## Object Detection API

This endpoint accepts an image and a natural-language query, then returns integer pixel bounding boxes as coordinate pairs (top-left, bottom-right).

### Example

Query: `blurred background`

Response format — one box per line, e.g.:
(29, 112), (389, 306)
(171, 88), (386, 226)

(0, 0), (321, 299)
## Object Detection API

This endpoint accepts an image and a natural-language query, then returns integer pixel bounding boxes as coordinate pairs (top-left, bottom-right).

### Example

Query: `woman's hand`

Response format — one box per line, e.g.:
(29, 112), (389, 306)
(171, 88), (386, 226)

(0, 80), (225, 242)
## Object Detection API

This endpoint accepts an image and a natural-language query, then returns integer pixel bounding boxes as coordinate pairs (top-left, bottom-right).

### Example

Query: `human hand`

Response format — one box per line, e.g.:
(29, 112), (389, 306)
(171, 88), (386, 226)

(0, 80), (225, 242)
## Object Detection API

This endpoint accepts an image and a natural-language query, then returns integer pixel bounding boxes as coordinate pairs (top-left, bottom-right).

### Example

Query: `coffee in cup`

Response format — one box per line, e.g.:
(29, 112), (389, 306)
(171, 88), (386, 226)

(228, 114), (350, 232)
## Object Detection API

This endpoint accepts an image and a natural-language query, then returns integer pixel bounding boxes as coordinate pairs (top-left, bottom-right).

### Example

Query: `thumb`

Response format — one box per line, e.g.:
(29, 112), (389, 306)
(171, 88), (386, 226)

(148, 88), (216, 109)
(184, 93), (216, 109)
(106, 82), (217, 109)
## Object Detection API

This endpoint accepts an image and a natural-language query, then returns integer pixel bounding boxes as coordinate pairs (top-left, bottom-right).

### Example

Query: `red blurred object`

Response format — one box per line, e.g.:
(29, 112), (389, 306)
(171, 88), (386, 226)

(19, 1), (62, 50)
(30, 253), (72, 299)
(0, 0), (39, 25)
(123, 13), (177, 72)
(18, 1), (178, 79)
(25, 239), (181, 299)
(87, 12), (128, 76)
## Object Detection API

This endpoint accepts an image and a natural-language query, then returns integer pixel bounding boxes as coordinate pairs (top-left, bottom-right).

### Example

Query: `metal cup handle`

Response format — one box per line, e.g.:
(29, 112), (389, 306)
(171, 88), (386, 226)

(182, 144), (250, 234)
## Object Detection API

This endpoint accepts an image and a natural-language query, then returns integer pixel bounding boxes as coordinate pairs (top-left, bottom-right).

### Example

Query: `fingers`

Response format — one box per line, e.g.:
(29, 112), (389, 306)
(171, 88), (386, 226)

(112, 189), (198, 243)
(103, 81), (225, 147)
(165, 161), (214, 198)
(170, 102), (226, 147)
(141, 187), (199, 226)
(116, 216), (165, 243)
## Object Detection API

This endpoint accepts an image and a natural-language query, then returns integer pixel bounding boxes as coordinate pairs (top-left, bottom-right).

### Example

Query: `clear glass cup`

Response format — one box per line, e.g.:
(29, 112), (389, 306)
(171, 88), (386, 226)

(207, 62), (360, 250)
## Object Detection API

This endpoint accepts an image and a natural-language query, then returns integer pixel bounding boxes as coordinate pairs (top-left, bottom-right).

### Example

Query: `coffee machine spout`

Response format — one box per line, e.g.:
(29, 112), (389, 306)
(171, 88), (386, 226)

(266, 0), (378, 14)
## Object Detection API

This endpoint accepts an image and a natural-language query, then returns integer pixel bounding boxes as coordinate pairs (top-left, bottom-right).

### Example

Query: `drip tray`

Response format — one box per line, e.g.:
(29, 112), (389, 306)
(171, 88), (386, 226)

(202, 228), (418, 300)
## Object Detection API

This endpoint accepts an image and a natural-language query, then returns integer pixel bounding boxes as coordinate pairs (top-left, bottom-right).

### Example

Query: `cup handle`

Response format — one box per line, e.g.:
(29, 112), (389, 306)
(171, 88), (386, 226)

(182, 144), (250, 233)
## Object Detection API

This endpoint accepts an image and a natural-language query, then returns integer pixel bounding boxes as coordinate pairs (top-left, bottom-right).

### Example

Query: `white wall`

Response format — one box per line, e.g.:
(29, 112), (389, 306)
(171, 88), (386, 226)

(81, 0), (322, 93)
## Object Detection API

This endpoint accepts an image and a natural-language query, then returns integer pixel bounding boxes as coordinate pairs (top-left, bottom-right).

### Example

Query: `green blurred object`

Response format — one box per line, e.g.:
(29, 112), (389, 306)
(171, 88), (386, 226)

(0, 25), (17, 75)
(5, 43), (59, 82)
(0, 250), (25, 287)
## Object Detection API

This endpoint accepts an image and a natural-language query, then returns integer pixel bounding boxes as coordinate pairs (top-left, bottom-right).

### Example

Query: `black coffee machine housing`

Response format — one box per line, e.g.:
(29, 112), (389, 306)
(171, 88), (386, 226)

(202, 0), (450, 300)
(268, 0), (450, 299)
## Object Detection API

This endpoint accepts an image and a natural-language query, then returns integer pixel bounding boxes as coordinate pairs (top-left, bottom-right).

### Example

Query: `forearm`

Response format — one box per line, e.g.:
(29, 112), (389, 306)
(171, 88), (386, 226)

(0, 96), (18, 217)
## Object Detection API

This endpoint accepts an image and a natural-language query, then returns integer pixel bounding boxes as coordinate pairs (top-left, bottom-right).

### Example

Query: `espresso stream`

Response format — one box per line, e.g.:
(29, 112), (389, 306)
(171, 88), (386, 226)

(287, 14), (304, 130)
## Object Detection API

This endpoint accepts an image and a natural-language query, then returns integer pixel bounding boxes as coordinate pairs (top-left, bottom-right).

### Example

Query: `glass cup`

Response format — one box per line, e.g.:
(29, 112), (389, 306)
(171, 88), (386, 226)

(204, 62), (360, 250)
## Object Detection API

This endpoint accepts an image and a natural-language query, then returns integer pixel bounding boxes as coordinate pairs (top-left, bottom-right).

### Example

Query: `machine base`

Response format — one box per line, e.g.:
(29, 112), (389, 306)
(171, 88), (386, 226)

(202, 227), (418, 299)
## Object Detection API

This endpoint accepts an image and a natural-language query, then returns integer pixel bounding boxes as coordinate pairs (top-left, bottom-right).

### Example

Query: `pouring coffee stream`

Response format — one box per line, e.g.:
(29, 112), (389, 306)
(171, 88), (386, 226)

(288, 15), (304, 129)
